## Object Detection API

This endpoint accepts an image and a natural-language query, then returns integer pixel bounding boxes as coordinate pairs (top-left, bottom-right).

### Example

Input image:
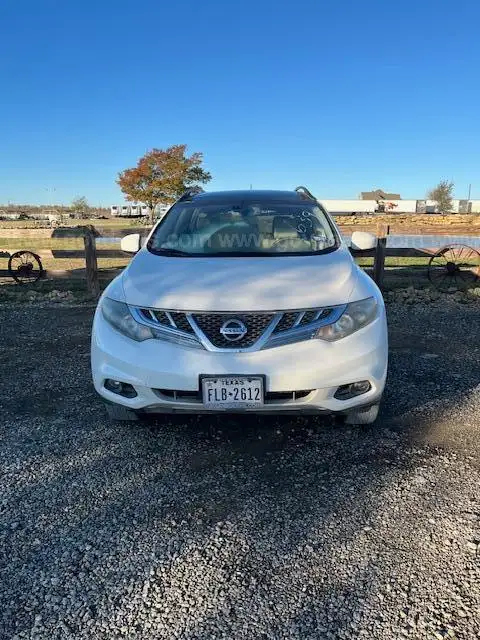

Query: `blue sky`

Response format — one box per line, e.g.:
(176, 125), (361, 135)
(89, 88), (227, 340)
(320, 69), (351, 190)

(1, 0), (479, 205)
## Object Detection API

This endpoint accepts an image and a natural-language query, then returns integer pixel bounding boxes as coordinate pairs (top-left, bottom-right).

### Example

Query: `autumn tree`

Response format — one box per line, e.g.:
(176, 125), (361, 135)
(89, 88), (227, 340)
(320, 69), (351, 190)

(427, 180), (454, 214)
(71, 196), (90, 218)
(117, 145), (212, 223)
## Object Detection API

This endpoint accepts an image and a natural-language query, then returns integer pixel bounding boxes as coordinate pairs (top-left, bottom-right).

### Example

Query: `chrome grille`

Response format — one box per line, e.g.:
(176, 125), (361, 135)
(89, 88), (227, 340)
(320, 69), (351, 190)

(273, 308), (334, 333)
(300, 310), (318, 325)
(139, 308), (171, 326)
(170, 312), (195, 334)
(139, 309), (195, 334)
(274, 312), (298, 332)
(192, 313), (275, 349)
(133, 305), (346, 351)
(133, 308), (203, 349)
(153, 310), (170, 325)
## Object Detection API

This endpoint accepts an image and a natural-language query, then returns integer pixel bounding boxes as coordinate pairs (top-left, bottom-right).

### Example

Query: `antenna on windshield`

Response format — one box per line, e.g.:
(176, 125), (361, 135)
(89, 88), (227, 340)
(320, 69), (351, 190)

(295, 186), (316, 201)
(177, 186), (205, 202)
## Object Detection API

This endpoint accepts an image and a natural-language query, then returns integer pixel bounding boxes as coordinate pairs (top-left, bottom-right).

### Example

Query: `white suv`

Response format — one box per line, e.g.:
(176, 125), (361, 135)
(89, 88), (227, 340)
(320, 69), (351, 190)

(91, 188), (388, 425)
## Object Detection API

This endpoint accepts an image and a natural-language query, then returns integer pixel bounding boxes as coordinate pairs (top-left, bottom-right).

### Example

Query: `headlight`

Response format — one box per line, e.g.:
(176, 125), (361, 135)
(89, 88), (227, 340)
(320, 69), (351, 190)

(101, 297), (154, 342)
(315, 297), (378, 342)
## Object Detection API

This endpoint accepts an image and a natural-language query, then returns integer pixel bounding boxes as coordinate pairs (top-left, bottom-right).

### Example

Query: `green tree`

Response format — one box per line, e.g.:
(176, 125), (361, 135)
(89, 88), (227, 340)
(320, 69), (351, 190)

(427, 180), (454, 214)
(117, 144), (212, 224)
(71, 196), (90, 219)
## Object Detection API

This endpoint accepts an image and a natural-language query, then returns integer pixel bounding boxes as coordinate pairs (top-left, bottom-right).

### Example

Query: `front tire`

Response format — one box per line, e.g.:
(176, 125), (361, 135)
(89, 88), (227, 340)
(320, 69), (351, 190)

(344, 403), (380, 426)
(104, 402), (139, 422)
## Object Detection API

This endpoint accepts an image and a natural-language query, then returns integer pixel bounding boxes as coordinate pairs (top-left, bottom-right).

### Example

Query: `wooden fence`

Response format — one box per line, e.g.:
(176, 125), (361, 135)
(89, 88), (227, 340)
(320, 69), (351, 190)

(0, 226), (106, 295)
(0, 224), (442, 295)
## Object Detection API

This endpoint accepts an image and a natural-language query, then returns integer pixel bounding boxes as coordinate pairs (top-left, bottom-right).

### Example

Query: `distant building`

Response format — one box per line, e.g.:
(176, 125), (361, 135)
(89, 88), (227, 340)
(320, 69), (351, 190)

(360, 189), (401, 200)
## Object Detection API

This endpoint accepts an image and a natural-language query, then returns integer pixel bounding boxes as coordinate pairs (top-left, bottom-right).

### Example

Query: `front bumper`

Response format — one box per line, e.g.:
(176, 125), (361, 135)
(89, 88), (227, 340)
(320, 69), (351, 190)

(91, 307), (388, 415)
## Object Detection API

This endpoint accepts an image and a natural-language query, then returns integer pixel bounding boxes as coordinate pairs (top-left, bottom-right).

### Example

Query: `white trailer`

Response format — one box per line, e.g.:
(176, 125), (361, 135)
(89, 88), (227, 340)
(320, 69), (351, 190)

(390, 199), (417, 213)
(425, 200), (439, 213)
(450, 200), (461, 213)
(130, 205), (139, 216)
(110, 205), (120, 216)
(0, 211), (20, 220)
(319, 200), (377, 215)
(31, 212), (54, 220)
(140, 205), (150, 217)
(155, 204), (170, 219)
(121, 205), (130, 216)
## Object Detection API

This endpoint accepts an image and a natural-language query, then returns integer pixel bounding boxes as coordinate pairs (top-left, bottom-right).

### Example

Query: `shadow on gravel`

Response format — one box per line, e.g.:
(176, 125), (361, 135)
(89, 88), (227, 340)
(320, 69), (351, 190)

(384, 304), (480, 456)
(2, 410), (417, 637)
(0, 304), (479, 637)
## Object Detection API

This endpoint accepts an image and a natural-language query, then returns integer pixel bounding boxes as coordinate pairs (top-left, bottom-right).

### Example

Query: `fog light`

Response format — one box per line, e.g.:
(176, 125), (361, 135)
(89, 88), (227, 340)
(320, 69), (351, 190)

(334, 380), (371, 400)
(104, 379), (137, 398)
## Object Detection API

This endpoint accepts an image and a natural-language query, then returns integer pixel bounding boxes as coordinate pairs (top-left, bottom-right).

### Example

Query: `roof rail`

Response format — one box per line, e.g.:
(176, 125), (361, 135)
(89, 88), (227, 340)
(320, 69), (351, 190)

(294, 186), (317, 201)
(177, 186), (205, 202)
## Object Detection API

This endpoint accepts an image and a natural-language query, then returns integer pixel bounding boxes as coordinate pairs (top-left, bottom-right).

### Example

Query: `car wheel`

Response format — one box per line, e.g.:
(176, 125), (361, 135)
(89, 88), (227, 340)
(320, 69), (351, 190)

(104, 402), (140, 422)
(343, 403), (380, 426)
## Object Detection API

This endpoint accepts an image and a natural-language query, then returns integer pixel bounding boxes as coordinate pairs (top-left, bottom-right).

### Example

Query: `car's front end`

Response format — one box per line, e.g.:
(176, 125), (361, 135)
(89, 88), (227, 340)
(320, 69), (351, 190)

(91, 189), (388, 424)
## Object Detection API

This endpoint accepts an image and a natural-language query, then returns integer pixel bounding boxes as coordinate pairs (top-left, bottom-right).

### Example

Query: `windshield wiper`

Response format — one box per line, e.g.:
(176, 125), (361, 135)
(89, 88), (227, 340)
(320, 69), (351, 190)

(154, 248), (192, 257)
(200, 251), (277, 257)
(218, 251), (276, 257)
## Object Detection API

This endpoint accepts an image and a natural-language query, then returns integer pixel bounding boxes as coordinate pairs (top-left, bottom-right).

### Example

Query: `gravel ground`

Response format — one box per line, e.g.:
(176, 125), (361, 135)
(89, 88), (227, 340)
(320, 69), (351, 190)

(0, 300), (479, 639)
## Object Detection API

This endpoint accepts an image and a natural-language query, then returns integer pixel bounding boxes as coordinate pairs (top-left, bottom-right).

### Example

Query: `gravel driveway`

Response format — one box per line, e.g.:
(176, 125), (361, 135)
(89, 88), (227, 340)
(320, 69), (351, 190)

(0, 300), (479, 639)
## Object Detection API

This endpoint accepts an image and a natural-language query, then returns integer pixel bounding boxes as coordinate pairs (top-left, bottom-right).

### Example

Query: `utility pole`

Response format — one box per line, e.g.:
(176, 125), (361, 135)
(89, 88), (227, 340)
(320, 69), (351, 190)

(467, 184), (472, 200)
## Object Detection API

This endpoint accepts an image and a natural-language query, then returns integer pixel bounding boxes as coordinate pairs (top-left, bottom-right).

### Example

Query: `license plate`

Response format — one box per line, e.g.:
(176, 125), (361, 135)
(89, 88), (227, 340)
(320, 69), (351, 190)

(202, 376), (264, 409)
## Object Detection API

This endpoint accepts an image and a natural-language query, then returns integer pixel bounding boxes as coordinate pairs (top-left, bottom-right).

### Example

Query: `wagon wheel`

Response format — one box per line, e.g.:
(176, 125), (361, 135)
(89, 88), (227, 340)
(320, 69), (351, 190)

(7, 250), (44, 285)
(428, 244), (480, 291)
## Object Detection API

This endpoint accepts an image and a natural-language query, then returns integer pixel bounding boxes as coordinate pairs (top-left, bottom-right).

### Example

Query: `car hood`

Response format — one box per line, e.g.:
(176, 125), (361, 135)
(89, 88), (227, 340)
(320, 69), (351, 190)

(121, 248), (357, 311)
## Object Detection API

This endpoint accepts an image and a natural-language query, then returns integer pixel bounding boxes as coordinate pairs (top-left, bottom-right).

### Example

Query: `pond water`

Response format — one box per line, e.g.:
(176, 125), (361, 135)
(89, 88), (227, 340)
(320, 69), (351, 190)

(98, 237), (122, 244)
(366, 234), (480, 248)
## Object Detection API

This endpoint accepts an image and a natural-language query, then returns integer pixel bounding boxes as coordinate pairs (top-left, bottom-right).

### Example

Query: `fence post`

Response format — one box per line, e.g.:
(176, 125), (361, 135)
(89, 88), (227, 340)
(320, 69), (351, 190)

(373, 224), (389, 289)
(83, 229), (100, 297)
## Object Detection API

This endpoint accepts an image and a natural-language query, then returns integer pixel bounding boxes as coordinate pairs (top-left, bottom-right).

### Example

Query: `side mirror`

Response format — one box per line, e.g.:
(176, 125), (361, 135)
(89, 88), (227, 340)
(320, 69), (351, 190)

(121, 233), (141, 253)
(350, 231), (377, 251)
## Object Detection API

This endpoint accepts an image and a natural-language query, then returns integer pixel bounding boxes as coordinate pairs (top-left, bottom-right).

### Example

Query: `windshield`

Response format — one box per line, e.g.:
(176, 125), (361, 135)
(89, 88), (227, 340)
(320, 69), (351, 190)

(147, 201), (338, 257)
